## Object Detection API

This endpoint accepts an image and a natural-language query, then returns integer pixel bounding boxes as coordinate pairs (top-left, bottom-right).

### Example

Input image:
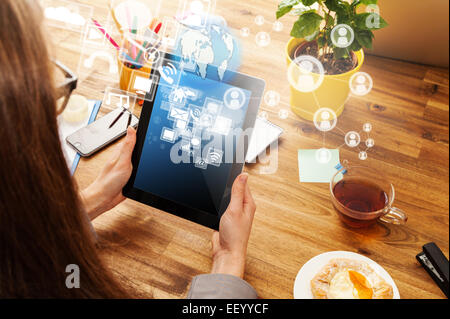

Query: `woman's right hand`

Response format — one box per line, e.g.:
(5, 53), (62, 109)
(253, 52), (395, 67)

(211, 173), (256, 278)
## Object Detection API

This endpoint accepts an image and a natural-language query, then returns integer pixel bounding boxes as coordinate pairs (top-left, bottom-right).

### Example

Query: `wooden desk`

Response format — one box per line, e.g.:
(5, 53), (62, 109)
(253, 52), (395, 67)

(52, 0), (449, 298)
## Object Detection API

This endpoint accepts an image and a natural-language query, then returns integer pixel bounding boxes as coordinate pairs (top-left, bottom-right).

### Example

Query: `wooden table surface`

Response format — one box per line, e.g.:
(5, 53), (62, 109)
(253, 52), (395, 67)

(51, 0), (449, 298)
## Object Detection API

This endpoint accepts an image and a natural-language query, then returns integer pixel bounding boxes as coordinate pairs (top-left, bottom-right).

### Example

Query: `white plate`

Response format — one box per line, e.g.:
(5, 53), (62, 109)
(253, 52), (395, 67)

(293, 251), (400, 299)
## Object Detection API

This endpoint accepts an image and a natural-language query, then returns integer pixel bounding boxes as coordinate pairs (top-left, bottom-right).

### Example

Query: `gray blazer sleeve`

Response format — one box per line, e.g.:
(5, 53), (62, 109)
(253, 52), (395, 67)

(187, 274), (257, 299)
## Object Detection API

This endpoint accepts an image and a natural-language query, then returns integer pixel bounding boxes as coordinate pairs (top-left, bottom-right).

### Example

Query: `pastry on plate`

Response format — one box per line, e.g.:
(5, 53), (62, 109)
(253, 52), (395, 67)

(310, 258), (393, 299)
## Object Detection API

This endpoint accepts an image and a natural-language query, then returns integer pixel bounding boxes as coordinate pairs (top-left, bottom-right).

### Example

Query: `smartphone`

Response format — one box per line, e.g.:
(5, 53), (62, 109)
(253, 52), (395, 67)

(66, 108), (139, 157)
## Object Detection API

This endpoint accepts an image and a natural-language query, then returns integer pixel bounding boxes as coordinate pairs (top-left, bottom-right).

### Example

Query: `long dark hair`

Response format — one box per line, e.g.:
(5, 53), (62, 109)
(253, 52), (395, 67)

(0, 0), (128, 298)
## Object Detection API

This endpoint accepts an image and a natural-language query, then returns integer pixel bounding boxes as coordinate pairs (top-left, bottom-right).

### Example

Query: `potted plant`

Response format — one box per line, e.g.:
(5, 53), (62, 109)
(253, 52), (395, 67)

(276, 0), (388, 121)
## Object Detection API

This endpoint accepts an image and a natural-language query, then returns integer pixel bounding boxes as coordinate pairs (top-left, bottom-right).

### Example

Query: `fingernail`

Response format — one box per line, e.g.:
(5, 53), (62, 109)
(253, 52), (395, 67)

(240, 173), (248, 184)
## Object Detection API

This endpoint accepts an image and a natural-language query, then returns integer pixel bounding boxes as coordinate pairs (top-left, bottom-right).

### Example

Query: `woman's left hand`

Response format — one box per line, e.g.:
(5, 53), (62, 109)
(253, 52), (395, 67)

(81, 127), (136, 220)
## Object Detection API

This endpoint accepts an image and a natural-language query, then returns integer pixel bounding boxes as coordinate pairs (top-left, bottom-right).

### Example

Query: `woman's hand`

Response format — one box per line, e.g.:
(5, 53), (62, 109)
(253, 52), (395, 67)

(211, 173), (256, 278)
(81, 127), (136, 220)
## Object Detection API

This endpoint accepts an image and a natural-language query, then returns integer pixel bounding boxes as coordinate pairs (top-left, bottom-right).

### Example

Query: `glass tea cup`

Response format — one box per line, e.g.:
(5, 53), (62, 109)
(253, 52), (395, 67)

(330, 164), (407, 228)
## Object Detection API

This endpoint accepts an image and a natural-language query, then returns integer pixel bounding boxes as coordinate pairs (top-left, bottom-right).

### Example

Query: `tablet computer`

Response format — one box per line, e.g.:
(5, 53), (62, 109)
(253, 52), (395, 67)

(123, 52), (265, 229)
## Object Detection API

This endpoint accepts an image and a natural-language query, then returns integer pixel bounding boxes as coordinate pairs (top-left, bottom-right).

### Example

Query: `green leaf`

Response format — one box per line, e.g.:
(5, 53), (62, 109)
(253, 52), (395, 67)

(351, 0), (361, 8)
(333, 47), (348, 59)
(290, 11), (323, 38)
(324, 0), (341, 12)
(317, 34), (327, 48)
(276, 0), (300, 19)
(354, 12), (388, 30)
(360, 0), (378, 5)
(305, 30), (319, 41)
(354, 29), (373, 49)
(301, 0), (317, 5)
(350, 40), (362, 52)
(335, 2), (352, 24)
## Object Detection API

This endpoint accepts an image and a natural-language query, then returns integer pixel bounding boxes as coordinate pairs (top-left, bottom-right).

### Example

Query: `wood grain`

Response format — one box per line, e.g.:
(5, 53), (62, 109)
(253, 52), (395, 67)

(50, 0), (449, 299)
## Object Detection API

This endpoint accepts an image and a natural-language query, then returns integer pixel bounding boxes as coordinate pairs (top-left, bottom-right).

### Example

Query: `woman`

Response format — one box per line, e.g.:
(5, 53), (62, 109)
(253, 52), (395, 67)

(0, 0), (256, 298)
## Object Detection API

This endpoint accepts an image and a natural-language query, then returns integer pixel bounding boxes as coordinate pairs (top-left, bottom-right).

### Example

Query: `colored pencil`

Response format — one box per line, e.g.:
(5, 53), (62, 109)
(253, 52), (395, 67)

(132, 16), (138, 59)
(91, 18), (120, 50)
(149, 17), (158, 30)
(125, 35), (147, 53)
(154, 22), (162, 34)
(135, 30), (155, 63)
(91, 18), (135, 67)
(124, 8), (137, 59)
(135, 20), (163, 64)
(125, 7), (132, 32)
(132, 16), (138, 34)
(135, 45), (146, 65)
(108, 3), (122, 34)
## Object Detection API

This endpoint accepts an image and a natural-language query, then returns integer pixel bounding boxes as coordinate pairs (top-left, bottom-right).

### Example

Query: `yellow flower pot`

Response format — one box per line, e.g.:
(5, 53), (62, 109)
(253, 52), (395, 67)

(286, 38), (364, 121)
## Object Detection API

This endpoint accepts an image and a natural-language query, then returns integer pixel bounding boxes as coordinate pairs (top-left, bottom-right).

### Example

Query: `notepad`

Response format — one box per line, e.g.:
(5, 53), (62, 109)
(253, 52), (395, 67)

(245, 118), (284, 163)
(298, 149), (340, 183)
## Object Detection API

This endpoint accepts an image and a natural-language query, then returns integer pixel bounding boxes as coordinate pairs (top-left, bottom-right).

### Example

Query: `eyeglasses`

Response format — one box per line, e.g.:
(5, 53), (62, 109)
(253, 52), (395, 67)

(53, 59), (78, 115)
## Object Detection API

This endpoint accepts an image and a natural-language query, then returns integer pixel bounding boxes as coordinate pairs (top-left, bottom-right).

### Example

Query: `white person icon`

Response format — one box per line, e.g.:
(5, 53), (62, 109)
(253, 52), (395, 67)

(366, 138), (375, 148)
(313, 108), (337, 132)
(224, 87), (246, 110)
(315, 148), (332, 164)
(240, 27), (250, 37)
(345, 131), (361, 147)
(255, 32), (270, 47)
(331, 24), (354, 48)
(338, 28), (349, 46)
(359, 151), (368, 160)
(350, 72), (373, 96)
(264, 90), (280, 107)
(298, 60), (314, 91)
(363, 122), (372, 133)
(289, 55), (325, 93)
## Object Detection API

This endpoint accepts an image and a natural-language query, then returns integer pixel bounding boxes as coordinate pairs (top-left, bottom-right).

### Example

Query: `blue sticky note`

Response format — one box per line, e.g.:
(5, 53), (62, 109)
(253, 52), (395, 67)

(298, 149), (340, 183)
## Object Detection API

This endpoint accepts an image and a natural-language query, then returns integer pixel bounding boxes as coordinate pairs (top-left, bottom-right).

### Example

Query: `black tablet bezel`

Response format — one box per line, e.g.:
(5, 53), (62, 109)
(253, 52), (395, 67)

(123, 52), (265, 230)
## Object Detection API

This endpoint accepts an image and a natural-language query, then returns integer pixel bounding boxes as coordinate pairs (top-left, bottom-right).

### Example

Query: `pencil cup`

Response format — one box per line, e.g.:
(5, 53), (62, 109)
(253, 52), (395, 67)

(117, 57), (152, 93)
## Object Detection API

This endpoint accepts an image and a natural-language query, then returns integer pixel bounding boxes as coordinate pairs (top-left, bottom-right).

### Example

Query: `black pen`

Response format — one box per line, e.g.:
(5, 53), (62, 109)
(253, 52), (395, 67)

(127, 111), (132, 128)
(109, 107), (125, 129)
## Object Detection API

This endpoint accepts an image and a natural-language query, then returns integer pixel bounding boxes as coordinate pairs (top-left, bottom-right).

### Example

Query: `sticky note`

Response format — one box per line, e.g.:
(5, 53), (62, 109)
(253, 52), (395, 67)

(298, 149), (340, 183)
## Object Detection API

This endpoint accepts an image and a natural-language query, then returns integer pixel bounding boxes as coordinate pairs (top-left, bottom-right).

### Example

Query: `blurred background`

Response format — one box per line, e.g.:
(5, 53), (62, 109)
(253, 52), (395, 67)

(369, 0), (449, 68)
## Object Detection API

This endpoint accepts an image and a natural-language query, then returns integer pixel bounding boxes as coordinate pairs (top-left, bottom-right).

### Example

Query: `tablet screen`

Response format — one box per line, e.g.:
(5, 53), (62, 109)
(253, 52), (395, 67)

(132, 63), (252, 216)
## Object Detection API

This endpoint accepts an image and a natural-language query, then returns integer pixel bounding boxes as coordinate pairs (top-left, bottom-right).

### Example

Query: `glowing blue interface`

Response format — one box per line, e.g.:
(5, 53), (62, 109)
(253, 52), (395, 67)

(133, 61), (251, 215)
